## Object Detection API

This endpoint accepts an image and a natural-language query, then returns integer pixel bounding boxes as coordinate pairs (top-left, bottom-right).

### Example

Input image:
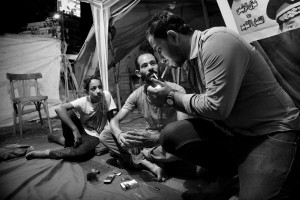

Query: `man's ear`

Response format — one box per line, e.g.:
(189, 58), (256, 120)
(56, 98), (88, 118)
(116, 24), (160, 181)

(135, 70), (142, 78)
(167, 30), (179, 44)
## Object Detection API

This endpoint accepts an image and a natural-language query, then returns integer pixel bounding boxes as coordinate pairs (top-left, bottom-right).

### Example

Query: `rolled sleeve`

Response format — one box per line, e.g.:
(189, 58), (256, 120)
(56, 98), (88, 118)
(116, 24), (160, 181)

(187, 32), (250, 119)
(173, 93), (196, 116)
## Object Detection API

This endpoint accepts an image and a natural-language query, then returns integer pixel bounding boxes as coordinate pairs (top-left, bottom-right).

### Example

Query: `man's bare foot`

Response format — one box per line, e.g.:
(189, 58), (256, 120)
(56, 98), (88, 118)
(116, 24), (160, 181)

(140, 159), (167, 182)
(25, 149), (51, 160)
(26, 146), (35, 154)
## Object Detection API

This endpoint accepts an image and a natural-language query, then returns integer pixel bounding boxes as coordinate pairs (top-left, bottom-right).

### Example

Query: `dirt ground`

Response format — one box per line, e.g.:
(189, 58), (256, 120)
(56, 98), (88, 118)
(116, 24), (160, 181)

(0, 111), (238, 200)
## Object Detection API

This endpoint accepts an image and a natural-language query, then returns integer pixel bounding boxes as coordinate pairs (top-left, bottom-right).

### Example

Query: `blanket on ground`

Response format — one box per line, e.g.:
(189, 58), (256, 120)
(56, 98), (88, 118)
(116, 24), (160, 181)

(0, 158), (182, 200)
(0, 144), (33, 161)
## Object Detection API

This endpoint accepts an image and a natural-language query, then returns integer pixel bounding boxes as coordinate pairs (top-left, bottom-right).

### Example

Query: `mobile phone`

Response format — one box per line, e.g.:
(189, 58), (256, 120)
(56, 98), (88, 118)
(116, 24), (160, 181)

(103, 174), (115, 184)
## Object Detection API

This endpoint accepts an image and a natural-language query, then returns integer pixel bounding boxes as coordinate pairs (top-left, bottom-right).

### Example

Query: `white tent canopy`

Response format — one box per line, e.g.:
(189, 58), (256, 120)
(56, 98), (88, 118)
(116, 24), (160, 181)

(78, 0), (300, 110)
(80, 0), (140, 91)
(0, 34), (62, 127)
(76, 0), (219, 92)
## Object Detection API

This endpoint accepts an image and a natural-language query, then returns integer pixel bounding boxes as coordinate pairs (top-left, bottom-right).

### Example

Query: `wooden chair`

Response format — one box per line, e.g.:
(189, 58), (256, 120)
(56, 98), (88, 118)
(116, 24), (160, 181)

(6, 73), (52, 137)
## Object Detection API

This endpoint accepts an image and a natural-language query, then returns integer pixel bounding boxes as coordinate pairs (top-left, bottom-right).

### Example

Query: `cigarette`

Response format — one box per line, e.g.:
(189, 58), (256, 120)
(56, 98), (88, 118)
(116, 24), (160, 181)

(161, 66), (170, 79)
(153, 73), (158, 80)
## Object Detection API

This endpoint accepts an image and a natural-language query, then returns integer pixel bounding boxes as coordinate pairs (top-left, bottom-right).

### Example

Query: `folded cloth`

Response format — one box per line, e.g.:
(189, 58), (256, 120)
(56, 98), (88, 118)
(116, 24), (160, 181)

(0, 144), (34, 161)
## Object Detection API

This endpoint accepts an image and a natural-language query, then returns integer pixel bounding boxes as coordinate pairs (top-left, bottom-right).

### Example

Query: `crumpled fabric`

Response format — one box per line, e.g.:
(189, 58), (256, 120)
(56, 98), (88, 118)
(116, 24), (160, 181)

(0, 158), (182, 200)
(0, 144), (34, 162)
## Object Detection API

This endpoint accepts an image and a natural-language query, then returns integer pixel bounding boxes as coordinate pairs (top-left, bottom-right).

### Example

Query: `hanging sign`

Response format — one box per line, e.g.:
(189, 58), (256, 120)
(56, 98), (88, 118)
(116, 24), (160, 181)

(216, 0), (279, 42)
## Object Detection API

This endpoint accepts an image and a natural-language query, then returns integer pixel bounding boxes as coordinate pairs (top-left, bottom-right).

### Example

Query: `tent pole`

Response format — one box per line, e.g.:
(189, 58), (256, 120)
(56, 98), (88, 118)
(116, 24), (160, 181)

(201, 0), (211, 28)
(176, 68), (181, 85)
(64, 61), (69, 102)
(62, 42), (69, 102)
(108, 30), (122, 110)
(115, 66), (122, 109)
(66, 57), (79, 99)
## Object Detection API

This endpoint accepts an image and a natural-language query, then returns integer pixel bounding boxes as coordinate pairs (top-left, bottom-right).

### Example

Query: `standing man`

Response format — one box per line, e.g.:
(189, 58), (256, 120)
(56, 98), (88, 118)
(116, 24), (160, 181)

(100, 52), (189, 181)
(146, 10), (300, 199)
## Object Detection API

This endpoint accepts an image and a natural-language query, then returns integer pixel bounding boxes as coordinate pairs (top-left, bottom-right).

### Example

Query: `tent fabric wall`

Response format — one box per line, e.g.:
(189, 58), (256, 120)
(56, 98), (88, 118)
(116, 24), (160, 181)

(80, 0), (140, 91)
(76, 0), (299, 111)
(91, 2), (111, 91)
(74, 26), (98, 90)
(74, 0), (224, 107)
(257, 29), (300, 108)
(75, 0), (221, 91)
(0, 34), (62, 127)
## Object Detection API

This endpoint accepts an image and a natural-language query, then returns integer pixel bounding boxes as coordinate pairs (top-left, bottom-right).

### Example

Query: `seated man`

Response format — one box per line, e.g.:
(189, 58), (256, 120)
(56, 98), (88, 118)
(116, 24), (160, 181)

(100, 52), (189, 181)
(26, 75), (117, 161)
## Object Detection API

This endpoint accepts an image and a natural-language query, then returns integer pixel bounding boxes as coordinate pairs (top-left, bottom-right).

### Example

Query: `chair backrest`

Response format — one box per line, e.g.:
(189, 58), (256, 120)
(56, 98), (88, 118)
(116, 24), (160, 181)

(6, 73), (43, 99)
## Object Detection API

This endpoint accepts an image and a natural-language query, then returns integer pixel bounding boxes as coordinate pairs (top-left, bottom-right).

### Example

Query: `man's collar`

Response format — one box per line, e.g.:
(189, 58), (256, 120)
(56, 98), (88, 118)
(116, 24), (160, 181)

(183, 30), (202, 71)
(189, 30), (202, 60)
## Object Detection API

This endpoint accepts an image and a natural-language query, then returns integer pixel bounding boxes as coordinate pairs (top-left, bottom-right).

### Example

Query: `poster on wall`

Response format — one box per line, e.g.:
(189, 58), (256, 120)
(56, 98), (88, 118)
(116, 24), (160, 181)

(216, 0), (279, 42)
(217, 0), (300, 108)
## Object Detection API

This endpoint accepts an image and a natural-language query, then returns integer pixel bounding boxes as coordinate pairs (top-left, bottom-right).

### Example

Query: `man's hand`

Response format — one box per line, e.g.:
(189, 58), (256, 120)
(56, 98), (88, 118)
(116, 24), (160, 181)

(117, 131), (132, 150)
(117, 130), (159, 149)
(73, 129), (82, 148)
(129, 129), (160, 147)
(147, 78), (172, 106)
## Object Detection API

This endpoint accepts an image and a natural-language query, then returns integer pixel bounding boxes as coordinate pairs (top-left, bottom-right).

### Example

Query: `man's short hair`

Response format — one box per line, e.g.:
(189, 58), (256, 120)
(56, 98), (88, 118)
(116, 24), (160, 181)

(146, 10), (194, 40)
(135, 52), (158, 71)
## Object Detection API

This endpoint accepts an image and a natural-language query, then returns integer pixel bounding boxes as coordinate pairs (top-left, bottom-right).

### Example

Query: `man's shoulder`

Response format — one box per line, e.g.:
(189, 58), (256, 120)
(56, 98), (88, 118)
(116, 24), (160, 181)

(69, 96), (88, 108)
(71, 96), (87, 103)
(201, 27), (239, 42)
(127, 85), (145, 100)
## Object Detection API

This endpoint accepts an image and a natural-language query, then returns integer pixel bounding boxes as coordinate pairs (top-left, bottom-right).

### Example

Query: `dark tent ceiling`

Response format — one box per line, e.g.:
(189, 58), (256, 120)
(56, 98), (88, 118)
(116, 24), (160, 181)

(74, 0), (229, 89)
(111, 0), (226, 65)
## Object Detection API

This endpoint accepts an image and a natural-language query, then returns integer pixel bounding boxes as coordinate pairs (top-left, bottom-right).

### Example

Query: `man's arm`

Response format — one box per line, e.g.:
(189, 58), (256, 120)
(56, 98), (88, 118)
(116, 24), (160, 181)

(107, 108), (118, 122)
(110, 108), (130, 139)
(55, 103), (76, 131)
(176, 110), (190, 120)
(183, 32), (249, 119)
(55, 103), (82, 147)
(169, 82), (191, 119)
(149, 32), (249, 120)
(104, 91), (118, 121)
(110, 107), (159, 149)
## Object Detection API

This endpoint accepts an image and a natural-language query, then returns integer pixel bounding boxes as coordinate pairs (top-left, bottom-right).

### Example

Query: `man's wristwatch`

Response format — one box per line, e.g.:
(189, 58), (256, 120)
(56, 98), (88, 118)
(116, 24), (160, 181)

(166, 89), (176, 106)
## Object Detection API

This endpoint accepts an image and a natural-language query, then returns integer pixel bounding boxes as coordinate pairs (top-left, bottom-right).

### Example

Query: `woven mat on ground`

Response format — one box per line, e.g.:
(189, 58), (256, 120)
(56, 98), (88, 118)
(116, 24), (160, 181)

(0, 158), (182, 200)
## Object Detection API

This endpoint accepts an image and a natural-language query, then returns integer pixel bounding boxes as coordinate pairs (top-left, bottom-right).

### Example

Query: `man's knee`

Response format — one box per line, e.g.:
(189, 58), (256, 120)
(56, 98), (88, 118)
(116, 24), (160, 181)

(99, 128), (113, 145)
(160, 122), (179, 153)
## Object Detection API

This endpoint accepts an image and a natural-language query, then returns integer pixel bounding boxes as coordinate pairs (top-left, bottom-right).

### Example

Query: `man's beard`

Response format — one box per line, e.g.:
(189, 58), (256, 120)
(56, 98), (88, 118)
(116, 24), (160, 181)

(142, 72), (158, 86)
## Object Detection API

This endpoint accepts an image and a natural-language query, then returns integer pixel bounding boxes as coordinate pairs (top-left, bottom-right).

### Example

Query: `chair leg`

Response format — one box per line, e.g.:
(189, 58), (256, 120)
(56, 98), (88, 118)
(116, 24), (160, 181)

(36, 102), (43, 126)
(12, 103), (17, 136)
(18, 103), (23, 138)
(43, 100), (52, 134)
(13, 114), (16, 136)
